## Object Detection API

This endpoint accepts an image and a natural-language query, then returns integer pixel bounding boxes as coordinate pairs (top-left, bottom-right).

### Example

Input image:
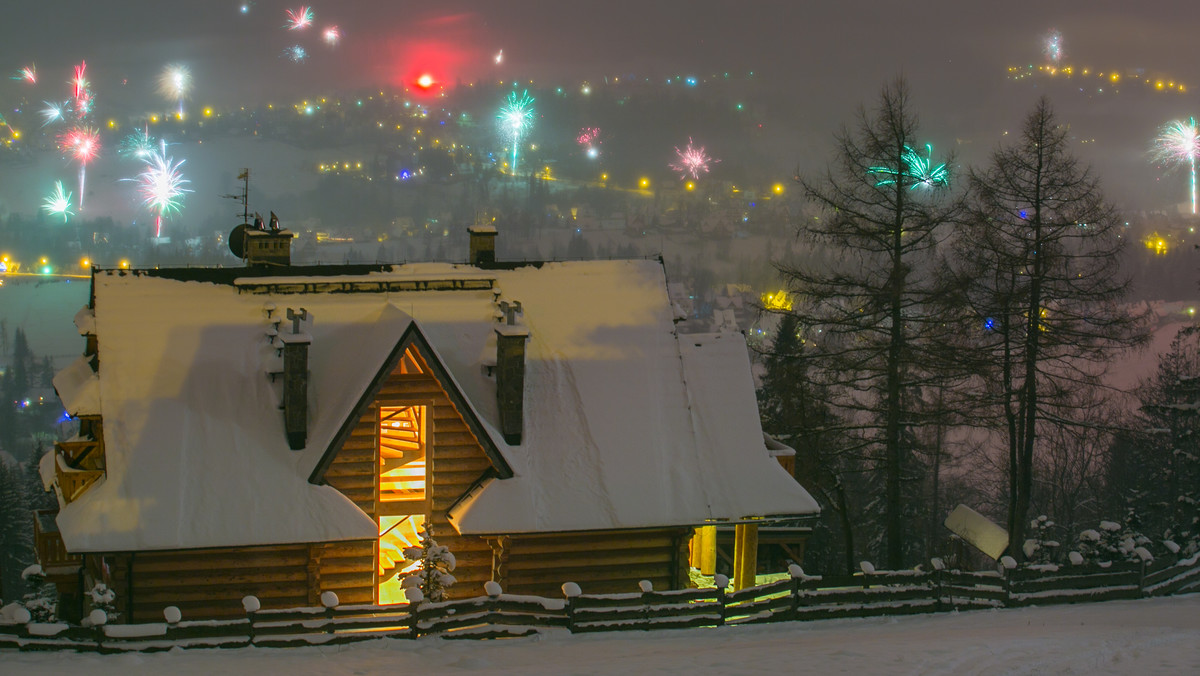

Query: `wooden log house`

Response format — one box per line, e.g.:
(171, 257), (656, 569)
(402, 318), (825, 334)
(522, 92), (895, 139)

(39, 228), (818, 622)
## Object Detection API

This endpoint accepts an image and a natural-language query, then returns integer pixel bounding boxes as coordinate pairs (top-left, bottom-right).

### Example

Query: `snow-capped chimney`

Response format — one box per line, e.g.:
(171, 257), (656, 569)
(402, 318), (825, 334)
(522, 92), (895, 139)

(281, 307), (310, 450)
(494, 300), (528, 445)
(468, 225), (497, 267)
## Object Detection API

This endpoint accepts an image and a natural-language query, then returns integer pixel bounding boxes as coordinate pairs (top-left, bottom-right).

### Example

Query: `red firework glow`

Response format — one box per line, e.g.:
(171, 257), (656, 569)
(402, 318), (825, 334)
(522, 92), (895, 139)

(368, 13), (487, 95)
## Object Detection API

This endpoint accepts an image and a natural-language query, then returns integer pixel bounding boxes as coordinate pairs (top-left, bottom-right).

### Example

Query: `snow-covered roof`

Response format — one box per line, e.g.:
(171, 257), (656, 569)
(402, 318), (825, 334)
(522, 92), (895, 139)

(58, 260), (816, 551)
(73, 305), (95, 335)
(52, 355), (100, 417)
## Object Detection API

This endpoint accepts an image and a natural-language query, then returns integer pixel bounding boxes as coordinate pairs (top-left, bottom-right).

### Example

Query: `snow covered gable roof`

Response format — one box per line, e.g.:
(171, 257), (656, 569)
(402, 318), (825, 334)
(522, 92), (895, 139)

(59, 259), (816, 551)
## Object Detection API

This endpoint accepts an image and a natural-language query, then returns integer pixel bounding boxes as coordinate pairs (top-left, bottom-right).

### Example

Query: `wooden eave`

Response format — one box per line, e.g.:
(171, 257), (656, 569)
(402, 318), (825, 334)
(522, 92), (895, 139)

(308, 321), (513, 485)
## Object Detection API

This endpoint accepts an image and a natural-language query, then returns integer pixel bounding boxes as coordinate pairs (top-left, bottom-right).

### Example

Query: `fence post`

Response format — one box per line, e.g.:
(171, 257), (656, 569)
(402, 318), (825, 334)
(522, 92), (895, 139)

(242, 595), (260, 643)
(787, 564), (803, 621)
(930, 558), (946, 611)
(562, 582), (581, 633)
(320, 591), (339, 634)
(406, 588), (424, 639)
(999, 556), (1017, 607)
(859, 561), (875, 589)
(89, 609), (107, 651)
(638, 580), (653, 630)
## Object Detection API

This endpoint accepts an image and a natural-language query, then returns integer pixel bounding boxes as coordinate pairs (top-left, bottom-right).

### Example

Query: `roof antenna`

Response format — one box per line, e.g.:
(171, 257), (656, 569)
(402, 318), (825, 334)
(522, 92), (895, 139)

(222, 168), (251, 225)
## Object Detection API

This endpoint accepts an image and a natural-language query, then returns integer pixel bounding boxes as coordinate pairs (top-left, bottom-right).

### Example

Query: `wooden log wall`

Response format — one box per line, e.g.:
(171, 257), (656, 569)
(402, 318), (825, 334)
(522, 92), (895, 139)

(117, 541), (373, 623)
(494, 528), (691, 597)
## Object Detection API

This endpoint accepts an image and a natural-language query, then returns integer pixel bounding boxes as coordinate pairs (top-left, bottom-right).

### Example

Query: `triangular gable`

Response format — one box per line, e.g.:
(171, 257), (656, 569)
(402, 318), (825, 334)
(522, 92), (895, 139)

(309, 321), (513, 485)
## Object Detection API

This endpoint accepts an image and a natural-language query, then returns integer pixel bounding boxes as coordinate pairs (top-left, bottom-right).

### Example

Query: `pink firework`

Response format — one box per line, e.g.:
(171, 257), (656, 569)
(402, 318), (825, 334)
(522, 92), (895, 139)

(58, 125), (101, 210)
(577, 127), (601, 147)
(323, 25), (341, 46)
(14, 64), (36, 84)
(285, 6), (314, 30)
(669, 137), (718, 180)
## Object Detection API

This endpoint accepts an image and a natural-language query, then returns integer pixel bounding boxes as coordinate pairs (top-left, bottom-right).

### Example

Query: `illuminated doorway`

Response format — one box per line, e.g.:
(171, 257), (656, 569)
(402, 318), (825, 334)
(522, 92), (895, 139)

(377, 405), (428, 604)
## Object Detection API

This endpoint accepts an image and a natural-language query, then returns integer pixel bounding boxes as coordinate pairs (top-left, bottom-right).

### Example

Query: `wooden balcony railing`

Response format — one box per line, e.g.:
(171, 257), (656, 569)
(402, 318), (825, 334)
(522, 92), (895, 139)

(55, 455), (103, 504)
(33, 509), (81, 573)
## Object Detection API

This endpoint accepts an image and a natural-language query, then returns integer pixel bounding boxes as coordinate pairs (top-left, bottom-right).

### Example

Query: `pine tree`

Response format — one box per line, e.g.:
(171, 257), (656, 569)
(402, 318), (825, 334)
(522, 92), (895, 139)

(0, 460), (34, 602)
(758, 314), (860, 574)
(400, 526), (457, 602)
(1115, 326), (1200, 554)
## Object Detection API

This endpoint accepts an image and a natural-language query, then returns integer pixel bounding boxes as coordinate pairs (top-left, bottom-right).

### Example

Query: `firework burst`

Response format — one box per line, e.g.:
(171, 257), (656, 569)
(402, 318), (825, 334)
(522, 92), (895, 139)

(119, 127), (157, 160)
(282, 45), (308, 63)
(159, 64), (191, 116)
(1044, 29), (1064, 64)
(1151, 117), (1200, 214)
(137, 147), (192, 237)
(670, 138), (717, 180)
(43, 182), (74, 222)
(323, 25), (341, 46)
(869, 143), (950, 190)
(58, 125), (101, 210)
(70, 61), (93, 120)
(497, 89), (535, 174)
(41, 101), (66, 127)
(13, 65), (36, 84)
(577, 127), (601, 146)
(285, 6), (314, 30)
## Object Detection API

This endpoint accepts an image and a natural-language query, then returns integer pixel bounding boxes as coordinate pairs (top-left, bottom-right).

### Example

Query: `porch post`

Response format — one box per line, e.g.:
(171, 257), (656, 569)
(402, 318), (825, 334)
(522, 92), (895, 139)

(733, 523), (759, 591)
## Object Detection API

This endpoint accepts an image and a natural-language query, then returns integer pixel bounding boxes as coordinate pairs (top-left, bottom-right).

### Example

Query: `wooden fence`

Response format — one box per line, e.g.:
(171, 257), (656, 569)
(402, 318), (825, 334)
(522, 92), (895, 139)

(3, 554), (1198, 653)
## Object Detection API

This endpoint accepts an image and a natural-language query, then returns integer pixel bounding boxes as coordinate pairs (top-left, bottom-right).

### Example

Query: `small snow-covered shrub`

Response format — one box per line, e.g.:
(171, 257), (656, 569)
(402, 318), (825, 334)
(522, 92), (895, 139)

(400, 526), (457, 603)
(88, 582), (118, 622)
(19, 565), (56, 623)
(1022, 516), (1061, 565)
(1074, 518), (1153, 565)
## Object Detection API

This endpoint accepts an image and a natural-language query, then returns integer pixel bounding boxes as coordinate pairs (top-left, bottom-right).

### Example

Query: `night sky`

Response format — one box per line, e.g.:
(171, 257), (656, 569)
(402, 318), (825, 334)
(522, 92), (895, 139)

(2, 0), (1199, 208)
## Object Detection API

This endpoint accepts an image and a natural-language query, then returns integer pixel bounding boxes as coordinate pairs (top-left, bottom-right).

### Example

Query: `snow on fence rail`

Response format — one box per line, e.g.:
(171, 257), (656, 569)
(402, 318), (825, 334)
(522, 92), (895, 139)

(3, 555), (1199, 653)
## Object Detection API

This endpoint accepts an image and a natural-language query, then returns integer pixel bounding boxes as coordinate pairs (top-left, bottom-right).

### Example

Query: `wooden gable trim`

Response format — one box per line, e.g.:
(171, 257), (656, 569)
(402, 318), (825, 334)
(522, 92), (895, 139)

(309, 321), (512, 485)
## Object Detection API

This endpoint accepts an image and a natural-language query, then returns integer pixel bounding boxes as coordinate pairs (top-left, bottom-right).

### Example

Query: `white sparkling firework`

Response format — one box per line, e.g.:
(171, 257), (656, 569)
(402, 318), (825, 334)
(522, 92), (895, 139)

(42, 181), (74, 222)
(669, 138), (718, 180)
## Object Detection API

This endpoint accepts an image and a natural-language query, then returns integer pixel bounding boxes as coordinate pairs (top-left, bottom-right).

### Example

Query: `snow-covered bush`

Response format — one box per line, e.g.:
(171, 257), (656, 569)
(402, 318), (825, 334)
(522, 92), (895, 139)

(19, 565), (56, 623)
(1072, 518), (1152, 565)
(1022, 515), (1061, 565)
(88, 582), (118, 622)
(400, 526), (457, 603)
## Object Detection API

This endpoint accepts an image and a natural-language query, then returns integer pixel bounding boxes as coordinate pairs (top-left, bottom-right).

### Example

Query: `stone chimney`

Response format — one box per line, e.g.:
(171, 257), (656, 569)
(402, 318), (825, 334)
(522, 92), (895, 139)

(468, 225), (497, 267)
(494, 301), (528, 445)
(281, 308), (310, 450)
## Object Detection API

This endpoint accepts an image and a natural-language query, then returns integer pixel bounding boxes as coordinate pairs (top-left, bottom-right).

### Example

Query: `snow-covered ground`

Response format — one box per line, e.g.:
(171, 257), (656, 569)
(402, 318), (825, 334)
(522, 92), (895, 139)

(9, 595), (1200, 675)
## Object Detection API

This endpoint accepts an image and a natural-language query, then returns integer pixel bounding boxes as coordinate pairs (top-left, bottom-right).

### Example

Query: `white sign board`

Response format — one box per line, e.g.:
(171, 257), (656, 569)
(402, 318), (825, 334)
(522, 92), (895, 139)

(944, 504), (1009, 560)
